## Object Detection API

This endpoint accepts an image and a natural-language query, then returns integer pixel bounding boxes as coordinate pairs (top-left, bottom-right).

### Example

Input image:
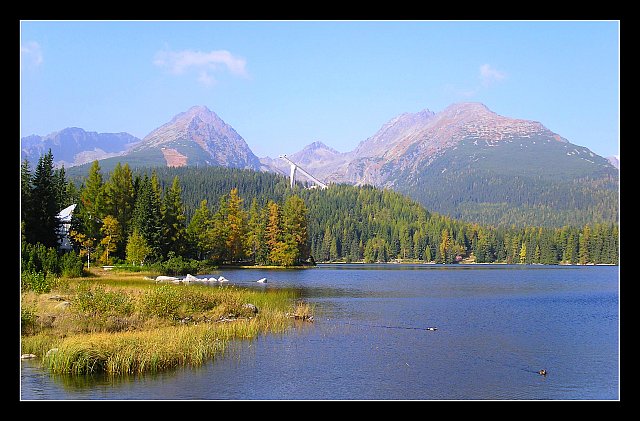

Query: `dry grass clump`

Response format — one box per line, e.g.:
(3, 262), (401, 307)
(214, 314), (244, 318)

(21, 270), (311, 376)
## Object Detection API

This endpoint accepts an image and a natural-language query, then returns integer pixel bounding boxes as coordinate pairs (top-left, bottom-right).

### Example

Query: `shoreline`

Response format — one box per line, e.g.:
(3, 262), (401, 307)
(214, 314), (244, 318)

(313, 261), (618, 267)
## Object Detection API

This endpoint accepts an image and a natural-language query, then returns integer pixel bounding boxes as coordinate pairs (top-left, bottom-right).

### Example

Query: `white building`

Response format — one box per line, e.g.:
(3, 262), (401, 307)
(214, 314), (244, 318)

(56, 204), (77, 250)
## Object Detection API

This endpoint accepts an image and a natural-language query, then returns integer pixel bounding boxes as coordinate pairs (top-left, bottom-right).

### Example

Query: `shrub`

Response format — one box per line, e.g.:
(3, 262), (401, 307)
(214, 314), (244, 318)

(60, 251), (85, 278)
(179, 288), (220, 313)
(21, 271), (59, 293)
(22, 243), (59, 276)
(21, 305), (38, 335)
(156, 254), (201, 276)
(73, 283), (134, 316)
(21, 242), (85, 278)
(138, 285), (182, 319)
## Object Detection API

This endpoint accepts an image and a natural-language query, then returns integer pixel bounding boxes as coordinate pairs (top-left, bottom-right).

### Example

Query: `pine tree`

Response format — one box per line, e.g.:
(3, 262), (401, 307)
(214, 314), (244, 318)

(265, 200), (297, 265)
(162, 176), (187, 257)
(53, 165), (70, 209)
(282, 195), (309, 264)
(226, 188), (248, 263)
(246, 198), (267, 265)
(126, 227), (151, 266)
(424, 245), (432, 263)
(132, 173), (164, 262)
(99, 215), (120, 265)
(519, 242), (527, 264)
(21, 159), (33, 242)
(77, 160), (107, 243)
(438, 229), (451, 264)
(104, 163), (135, 258)
(29, 150), (61, 248)
(321, 225), (334, 262)
(579, 225), (591, 264)
(186, 200), (213, 260)
(211, 194), (231, 263)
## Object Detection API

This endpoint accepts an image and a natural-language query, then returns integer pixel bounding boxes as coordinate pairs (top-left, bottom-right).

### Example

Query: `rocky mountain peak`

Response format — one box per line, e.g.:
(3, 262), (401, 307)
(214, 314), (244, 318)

(302, 141), (339, 154)
(20, 127), (140, 168)
(352, 108), (436, 159)
(129, 105), (261, 170)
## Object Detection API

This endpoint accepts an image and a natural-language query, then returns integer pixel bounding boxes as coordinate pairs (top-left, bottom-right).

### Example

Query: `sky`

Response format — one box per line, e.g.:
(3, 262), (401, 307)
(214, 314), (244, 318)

(20, 20), (620, 159)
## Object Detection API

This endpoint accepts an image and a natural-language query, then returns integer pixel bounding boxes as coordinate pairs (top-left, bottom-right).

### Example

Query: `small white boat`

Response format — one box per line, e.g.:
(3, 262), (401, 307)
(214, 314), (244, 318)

(256, 278), (267, 283)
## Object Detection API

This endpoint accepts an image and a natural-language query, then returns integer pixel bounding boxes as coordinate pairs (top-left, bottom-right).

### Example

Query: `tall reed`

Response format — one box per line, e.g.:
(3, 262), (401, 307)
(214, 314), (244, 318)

(22, 274), (309, 376)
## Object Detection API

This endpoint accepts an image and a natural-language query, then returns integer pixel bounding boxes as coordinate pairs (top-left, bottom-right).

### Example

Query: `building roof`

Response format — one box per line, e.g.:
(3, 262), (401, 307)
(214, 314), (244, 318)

(56, 204), (77, 223)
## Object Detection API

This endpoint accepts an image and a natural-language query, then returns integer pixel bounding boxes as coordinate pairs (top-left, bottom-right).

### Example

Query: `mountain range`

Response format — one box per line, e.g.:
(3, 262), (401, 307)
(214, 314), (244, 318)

(22, 103), (619, 227)
(21, 128), (140, 168)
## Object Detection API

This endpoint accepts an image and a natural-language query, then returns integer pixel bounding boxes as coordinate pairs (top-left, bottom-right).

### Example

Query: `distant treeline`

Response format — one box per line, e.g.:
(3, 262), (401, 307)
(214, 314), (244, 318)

(24, 154), (619, 270)
(149, 166), (618, 265)
(397, 166), (619, 228)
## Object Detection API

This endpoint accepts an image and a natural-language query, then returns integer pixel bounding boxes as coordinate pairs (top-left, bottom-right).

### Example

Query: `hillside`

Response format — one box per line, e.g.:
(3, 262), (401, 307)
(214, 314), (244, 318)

(146, 166), (618, 265)
(265, 103), (619, 227)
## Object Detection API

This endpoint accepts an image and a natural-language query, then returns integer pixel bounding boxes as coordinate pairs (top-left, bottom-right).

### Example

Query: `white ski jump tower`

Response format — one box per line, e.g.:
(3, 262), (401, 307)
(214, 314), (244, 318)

(279, 155), (328, 190)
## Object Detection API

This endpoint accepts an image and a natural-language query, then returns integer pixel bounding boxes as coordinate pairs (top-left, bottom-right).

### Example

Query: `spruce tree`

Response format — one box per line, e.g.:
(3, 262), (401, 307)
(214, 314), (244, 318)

(132, 173), (164, 262)
(162, 176), (187, 257)
(29, 150), (61, 248)
(579, 225), (591, 264)
(21, 159), (33, 242)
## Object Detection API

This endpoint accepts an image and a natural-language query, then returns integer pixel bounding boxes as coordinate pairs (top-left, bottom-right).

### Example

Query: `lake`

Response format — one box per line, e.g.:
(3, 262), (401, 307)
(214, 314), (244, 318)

(20, 264), (619, 400)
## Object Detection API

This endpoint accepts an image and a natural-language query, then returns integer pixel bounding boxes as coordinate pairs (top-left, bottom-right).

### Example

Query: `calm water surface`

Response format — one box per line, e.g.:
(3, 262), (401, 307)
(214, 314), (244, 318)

(20, 264), (619, 400)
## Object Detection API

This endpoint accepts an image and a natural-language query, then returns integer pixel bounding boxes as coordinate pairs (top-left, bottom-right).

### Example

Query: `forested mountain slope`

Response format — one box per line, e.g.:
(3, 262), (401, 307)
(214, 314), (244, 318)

(146, 166), (617, 265)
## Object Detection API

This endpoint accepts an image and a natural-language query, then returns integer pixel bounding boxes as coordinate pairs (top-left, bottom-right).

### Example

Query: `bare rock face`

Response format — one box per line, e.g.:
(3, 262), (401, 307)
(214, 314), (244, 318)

(129, 105), (262, 169)
(277, 102), (612, 190)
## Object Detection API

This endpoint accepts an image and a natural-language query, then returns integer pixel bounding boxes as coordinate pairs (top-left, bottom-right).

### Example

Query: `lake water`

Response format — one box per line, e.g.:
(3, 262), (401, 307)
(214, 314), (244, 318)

(20, 264), (619, 400)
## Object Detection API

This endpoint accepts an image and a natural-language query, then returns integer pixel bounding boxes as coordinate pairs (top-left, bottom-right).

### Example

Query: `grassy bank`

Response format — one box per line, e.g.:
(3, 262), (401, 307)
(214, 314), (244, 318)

(21, 268), (313, 376)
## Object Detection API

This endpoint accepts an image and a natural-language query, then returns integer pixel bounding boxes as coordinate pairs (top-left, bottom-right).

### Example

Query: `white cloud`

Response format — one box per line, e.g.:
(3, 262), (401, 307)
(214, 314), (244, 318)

(444, 64), (507, 100)
(153, 48), (248, 86)
(20, 41), (43, 70)
(197, 70), (216, 87)
(479, 64), (506, 87)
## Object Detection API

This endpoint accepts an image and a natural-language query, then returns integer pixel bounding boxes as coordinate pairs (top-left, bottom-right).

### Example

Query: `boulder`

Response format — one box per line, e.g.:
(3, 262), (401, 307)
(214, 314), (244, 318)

(54, 301), (70, 310)
(242, 303), (259, 315)
(185, 274), (198, 283)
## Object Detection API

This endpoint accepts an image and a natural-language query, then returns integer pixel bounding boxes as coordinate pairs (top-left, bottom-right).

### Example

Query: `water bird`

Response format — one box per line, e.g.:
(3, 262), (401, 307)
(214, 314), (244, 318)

(218, 276), (229, 283)
(426, 327), (438, 331)
(257, 278), (267, 283)
(538, 369), (547, 376)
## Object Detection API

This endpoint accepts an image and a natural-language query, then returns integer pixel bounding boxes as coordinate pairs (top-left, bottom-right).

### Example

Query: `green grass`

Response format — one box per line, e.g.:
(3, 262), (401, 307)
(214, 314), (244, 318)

(21, 268), (309, 376)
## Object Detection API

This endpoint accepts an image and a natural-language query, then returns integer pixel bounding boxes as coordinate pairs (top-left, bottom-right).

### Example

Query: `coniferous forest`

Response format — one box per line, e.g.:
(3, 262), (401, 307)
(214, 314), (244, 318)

(22, 151), (619, 279)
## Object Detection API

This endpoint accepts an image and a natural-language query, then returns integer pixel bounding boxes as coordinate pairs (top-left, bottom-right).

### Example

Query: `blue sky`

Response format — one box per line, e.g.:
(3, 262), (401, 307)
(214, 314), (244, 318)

(20, 20), (620, 159)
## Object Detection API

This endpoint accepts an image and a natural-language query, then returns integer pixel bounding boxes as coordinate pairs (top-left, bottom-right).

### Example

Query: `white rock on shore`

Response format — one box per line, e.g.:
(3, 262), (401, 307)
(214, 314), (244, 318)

(155, 276), (178, 283)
